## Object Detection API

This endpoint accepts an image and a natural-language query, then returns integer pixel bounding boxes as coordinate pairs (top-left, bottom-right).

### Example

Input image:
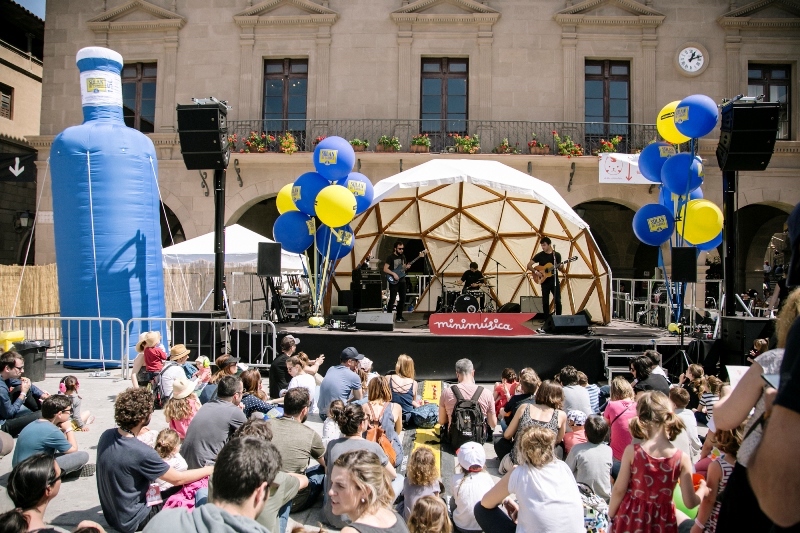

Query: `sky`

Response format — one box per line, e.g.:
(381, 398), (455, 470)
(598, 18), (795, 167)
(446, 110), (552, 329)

(13, 0), (46, 19)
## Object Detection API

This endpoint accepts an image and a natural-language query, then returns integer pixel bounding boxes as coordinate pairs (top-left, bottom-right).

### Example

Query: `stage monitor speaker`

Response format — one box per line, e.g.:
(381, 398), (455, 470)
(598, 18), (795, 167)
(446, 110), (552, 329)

(176, 103), (229, 170)
(356, 312), (394, 331)
(520, 296), (544, 313)
(498, 302), (521, 313)
(716, 101), (780, 172)
(672, 247), (698, 283)
(171, 310), (227, 358)
(577, 309), (593, 323)
(543, 314), (590, 335)
(257, 242), (282, 277)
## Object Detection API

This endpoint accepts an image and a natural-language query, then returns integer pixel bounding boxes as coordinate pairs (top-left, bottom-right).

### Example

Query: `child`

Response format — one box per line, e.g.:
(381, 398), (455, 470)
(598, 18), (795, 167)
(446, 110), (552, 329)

(322, 399), (343, 448)
(669, 387), (702, 462)
(451, 441), (494, 533)
(564, 410), (588, 456)
(154, 428), (187, 491)
(58, 376), (94, 431)
(401, 446), (441, 520)
(163, 377), (201, 440)
(286, 355), (318, 413)
(679, 364), (706, 410)
(566, 415), (613, 502)
(494, 368), (518, 417)
(695, 376), (722, 426)
(359, 357), (380, 385)
(408, 495), (452, 533)
(609, 392), (708, 532)
(691, 427), (741, 533)
(143, 330), (168, 374)
(578, 371), (600, 415)
(192, 356), (212, 384)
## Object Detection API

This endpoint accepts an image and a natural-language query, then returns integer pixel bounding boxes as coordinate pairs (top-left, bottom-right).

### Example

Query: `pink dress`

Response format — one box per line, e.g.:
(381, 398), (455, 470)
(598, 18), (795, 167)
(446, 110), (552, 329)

(612, 445), (682, 533)
(604, 399), (637, 461)
(168, 399), (199, 439)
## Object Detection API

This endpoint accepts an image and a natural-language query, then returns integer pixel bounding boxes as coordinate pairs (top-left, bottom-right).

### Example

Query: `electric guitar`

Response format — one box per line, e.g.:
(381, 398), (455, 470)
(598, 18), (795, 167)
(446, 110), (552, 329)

(386, 251), (427, 285)
(530, 256), (578, 284)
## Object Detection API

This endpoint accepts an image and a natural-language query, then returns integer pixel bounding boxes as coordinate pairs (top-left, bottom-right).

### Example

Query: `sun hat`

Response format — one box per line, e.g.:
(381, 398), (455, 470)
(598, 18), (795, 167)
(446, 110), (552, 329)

(359, 357), (373, 371)
(144, 331), (160, 348)
(169, 344), (191, 361)
(216, 355), (240, 368)
(171, 377), (194, 400)
(340, 347), (364, 361)
(457, 441), (486, 472)
(567, 410), (588, 426)
(135, 333), (148, 353)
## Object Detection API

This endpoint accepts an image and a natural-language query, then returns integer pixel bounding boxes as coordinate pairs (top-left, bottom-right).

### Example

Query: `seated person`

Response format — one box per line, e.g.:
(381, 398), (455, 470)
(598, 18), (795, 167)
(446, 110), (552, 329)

(566, 415), (613, 502)
(0, 351), (49, 437)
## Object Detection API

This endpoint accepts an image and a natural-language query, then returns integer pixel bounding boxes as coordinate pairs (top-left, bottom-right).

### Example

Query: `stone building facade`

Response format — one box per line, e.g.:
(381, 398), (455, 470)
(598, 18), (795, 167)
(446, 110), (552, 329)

(26, 0), (800, 304)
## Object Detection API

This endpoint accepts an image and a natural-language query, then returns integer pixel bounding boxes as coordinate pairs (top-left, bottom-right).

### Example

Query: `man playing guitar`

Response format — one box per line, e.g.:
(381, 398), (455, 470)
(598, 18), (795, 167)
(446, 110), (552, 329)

(527, 237), (564, 318)
(383, 241), (424, 322)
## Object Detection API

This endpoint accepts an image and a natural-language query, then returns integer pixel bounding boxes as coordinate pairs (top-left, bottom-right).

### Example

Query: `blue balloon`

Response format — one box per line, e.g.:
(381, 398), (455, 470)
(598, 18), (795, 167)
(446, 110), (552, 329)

(689, 231), (722, 252)
(292, 172), (329, 216)
(659, 185), (703, 211)
(661, 153), (704, 196)
(633, 203), (675, 246)
(638, 142), (675, 183)
(315, 224), (355, 260)
(273, 211), (315, 253)
(674, 94), (719, 139)
(336, 172), (374, 215)
(313, 136), (356, 182)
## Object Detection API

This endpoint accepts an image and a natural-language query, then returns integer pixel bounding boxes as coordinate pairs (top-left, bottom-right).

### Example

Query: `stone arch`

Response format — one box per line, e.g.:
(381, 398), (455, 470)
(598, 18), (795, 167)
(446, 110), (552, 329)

(158, 191), (197, 241)
(737, 202), (793, 296)
(227, 184), (283, 239)
(159, 202), (185, 248)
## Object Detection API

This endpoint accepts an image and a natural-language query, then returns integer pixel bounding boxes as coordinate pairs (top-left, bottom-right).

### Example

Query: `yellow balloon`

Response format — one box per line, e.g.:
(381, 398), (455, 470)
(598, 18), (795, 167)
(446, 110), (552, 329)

(657, 101), (691, 145)
(315, 185), (357, 228)
(276, 183), (298, 214)
(668, 322), (681, 333)
(308, 316), (325, 327)
(678, 199), (723, 245)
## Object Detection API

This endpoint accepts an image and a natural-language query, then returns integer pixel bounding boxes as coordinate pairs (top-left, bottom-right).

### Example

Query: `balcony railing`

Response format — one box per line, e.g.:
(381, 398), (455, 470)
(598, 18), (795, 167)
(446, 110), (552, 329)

(226, 119), (659, 156)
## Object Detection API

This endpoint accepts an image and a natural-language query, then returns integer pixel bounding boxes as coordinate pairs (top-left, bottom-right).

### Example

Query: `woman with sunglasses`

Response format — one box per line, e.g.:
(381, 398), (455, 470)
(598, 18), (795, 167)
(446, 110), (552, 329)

(0, 452), (106, 532)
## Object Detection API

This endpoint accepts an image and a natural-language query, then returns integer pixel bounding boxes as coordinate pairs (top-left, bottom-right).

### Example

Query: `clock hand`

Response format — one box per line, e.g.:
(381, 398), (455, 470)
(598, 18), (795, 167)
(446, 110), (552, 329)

(688, 52), (697, 62)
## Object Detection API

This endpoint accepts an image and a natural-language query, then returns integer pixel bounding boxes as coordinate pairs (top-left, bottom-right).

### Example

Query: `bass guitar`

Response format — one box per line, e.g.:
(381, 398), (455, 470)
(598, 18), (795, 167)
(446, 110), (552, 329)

(531, 256), (578, 284)
(386, 251), (427, 285)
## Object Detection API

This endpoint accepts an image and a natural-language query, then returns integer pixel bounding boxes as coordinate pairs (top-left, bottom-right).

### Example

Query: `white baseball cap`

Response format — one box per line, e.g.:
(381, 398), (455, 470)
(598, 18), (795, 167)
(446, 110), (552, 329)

(457, 441), (486, 472)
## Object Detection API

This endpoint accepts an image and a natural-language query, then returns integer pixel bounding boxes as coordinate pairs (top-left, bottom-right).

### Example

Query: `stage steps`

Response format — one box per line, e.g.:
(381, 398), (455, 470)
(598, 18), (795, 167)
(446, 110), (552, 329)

(601, 338), (660, 383)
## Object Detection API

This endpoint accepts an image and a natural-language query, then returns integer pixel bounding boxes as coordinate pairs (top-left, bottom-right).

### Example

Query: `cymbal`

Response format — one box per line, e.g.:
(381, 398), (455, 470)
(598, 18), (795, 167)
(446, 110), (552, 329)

(444, 282), (460, 287)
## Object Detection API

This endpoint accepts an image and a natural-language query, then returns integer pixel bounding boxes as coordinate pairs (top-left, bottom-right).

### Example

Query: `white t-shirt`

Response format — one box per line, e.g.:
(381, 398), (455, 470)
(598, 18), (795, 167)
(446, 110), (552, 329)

(287, 372), (318, 413)
(507, 461), (584, 533)
(451, 470), (495, 531)
(157, 452), (188, 490)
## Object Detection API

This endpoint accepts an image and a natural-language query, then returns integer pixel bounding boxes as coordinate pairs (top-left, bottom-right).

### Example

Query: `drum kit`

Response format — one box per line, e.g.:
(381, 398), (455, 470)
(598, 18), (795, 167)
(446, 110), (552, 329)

(437, 277), (497, 313)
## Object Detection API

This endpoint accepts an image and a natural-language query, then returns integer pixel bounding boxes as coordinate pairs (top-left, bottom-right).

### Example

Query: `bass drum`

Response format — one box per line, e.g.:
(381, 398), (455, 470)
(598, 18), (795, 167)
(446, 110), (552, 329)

(454, 294), (480, 313)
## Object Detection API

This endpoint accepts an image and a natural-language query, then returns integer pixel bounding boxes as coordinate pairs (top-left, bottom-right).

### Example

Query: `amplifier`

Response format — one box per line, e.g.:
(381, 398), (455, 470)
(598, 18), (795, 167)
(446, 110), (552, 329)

(356, 311), (394, 331)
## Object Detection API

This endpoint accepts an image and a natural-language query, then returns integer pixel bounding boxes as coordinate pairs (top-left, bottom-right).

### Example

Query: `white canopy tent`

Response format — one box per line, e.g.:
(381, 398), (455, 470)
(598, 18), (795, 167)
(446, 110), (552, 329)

(335, 160), (611, 323)
(163, 224), (305, 273)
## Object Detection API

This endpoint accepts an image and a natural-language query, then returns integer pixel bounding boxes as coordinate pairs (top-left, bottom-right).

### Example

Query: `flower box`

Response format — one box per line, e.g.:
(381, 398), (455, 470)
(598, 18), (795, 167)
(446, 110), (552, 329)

(457, 146), (480, 154)
(529, 146), (550, 155)
(352, 144), (367, 152)
(376, 145), (398, 153)
(410, 145), (429, 153)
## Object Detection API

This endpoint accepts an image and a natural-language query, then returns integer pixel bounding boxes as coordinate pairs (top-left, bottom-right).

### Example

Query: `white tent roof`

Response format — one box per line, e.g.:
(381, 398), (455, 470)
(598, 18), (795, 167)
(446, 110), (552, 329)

(162, 224), (305, 273)
(336, 160), (612, 322)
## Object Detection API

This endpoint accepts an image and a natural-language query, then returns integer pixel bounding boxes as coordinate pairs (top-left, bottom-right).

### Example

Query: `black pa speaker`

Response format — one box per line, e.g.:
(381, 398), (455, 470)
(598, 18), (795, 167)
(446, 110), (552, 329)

(176, 103), (230, 170)
(171, 310), (227, 358)
(351, 281), (382, 310)
(577, 309), (593, 323)
(257, 242), (282, 277)
(355, 312), (394, 331)
(498, 302), (521, 313)
(543, 314), (590, 335)
(716, 102), (780, 171)
(672, 247), (698, 283)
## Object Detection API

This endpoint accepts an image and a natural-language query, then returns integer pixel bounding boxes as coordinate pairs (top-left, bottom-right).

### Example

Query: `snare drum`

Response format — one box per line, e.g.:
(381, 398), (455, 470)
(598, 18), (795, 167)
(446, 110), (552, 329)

(466, 291), (486, 310)
(454, 294), (480, 313)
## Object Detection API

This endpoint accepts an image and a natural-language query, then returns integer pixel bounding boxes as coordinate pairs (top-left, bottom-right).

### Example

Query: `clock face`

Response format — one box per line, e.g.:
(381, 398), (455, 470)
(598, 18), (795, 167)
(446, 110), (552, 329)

(678, 47), (705, 73)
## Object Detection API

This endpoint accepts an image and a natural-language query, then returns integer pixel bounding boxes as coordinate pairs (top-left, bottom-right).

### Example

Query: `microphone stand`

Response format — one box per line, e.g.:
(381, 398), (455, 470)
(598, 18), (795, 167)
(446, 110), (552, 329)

(413, 254), (436, 328)
(552, 245), (562, 316)
(439, 253), (461, 311)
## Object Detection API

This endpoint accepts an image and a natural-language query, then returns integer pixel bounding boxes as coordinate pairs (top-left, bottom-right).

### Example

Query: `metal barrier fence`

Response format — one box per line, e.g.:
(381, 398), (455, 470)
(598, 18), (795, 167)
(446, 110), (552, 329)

(611, 278), (723, 329)
(125, 317), (278, 379)
(0, 316), (126, 369)
(227, 118), (659, 156)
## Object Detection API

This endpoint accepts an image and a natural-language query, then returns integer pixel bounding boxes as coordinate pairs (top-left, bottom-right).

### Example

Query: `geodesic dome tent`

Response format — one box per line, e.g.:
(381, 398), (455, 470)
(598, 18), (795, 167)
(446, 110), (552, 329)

(334, 160), (612, 323)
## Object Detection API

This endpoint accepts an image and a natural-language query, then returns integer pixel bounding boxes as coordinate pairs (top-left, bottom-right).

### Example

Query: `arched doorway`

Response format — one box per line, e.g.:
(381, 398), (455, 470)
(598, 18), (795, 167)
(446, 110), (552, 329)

(736, 203), (790, 297)
(160, 203), (186, 248)
(234, 197), (280, 239)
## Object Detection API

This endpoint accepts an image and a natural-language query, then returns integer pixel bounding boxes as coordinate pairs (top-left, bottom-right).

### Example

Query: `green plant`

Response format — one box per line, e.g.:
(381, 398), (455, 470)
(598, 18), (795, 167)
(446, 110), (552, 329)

(552, 130), (583, 157)
(278, 132), (298, 155)
(449, 133), (480, 154)
(239, 131), (275, 153)
(411, 133), (432, 147)
(350, 138), (370, 148)
(377, 135), (402, 151)
(594, 135), (623, 155)
(527, 134), (550, 150)
(492, 138), (520, 154)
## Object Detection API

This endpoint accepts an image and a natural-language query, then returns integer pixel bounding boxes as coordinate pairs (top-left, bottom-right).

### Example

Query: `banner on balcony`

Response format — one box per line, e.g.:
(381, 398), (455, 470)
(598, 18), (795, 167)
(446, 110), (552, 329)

(598, 153), (651, 185)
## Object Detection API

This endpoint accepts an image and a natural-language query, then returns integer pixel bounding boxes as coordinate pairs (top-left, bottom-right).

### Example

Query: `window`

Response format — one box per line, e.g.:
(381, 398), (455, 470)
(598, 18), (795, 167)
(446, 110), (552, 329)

(748, 64), (791, 140)
(585, 60), (630, 134)
(0, 83), (12, 119)
(122, 63), (157, 133)
(420, 58), (468, 147)
(263, 59), (308, 141)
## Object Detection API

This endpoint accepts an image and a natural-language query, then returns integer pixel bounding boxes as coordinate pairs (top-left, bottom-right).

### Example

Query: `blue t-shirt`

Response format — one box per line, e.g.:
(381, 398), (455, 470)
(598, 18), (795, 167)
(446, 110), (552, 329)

(12, 420), (71, 466)
(317, 365), (361, 416)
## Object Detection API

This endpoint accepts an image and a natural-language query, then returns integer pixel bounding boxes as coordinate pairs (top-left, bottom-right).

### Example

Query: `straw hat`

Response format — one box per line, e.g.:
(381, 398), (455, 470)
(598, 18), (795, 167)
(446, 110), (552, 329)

(171, 377), (194, 400)
(135, 333), (148, 353)
(144, 331), (160, 348)
(170, 344), (191, 361)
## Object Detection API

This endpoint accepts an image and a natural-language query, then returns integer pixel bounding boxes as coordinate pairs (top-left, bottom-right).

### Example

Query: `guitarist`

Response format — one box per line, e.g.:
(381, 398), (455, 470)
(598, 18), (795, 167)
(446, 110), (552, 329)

(383, 241), (409, 322)
(527, 237), (564, 317)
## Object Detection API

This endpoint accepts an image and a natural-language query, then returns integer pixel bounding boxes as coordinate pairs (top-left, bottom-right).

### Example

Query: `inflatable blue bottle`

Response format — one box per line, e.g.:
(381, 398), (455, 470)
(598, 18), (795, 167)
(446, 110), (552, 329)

(50, 47), (167, 368)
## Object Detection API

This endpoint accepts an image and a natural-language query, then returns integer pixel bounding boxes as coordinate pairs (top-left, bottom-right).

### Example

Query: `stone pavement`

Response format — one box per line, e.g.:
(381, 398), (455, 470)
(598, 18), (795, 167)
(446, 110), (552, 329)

(0, 358), (504, 532)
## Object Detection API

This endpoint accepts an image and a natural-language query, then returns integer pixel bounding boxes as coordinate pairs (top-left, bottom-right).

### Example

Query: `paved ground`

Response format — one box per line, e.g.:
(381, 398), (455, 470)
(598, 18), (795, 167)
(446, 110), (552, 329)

(0, 358), (504, 532)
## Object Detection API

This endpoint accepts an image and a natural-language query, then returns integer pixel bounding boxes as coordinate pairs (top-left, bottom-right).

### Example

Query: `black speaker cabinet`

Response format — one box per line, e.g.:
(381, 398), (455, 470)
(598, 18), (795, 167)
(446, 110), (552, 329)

(672, 247), (698, 283)
(543, 314), (590, 335)
(716, 102), (780, 172)
(229, 326), (271, 365)
(498, 302), (521, 313)
(355, 312), (394, 331)
(520, 296), (544, 313)
(337, 290), (353, 313)
(176, 103), (230, 170)
(257, 242), (282, 277)
(577, 309), (593, 323)
(351, 281), (382, 311)
(171, 310), (227, 358)
(720, 316), (775, 366)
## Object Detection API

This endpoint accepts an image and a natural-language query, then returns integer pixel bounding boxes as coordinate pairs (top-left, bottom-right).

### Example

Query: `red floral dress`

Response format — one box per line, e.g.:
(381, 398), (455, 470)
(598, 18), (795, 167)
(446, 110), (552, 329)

(612, 445), (682, 533)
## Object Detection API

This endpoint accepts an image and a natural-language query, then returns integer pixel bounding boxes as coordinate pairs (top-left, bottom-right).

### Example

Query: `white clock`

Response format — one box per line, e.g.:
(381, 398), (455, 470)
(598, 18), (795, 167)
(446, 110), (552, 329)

(676, 43), (709, 77)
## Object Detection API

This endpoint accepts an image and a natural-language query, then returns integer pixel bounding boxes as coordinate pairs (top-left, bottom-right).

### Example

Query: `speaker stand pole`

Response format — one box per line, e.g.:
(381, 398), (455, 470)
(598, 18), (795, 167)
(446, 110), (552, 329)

(213, 168), (227, 312)
(722, 170), (737, 317)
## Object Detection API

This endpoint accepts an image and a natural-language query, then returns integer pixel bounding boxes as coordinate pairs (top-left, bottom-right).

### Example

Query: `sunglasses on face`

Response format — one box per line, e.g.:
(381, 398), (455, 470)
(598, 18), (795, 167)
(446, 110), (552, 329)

(14, 365), (24, 370)
(49, 471), (63, 486)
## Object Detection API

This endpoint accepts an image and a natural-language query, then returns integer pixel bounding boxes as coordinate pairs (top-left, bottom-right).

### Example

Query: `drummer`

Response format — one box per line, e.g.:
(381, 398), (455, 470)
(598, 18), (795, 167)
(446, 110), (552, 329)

(458, 262), (485, 294)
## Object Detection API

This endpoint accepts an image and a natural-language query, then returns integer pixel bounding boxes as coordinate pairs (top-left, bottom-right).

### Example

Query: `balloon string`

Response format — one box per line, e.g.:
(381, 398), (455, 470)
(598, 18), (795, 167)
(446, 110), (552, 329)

(316, 229), (336, 316)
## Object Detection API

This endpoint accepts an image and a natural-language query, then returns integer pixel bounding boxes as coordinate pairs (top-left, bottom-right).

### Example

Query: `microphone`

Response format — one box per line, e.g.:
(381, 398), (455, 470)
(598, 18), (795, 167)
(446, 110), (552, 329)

(478, 245), (482, 256)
